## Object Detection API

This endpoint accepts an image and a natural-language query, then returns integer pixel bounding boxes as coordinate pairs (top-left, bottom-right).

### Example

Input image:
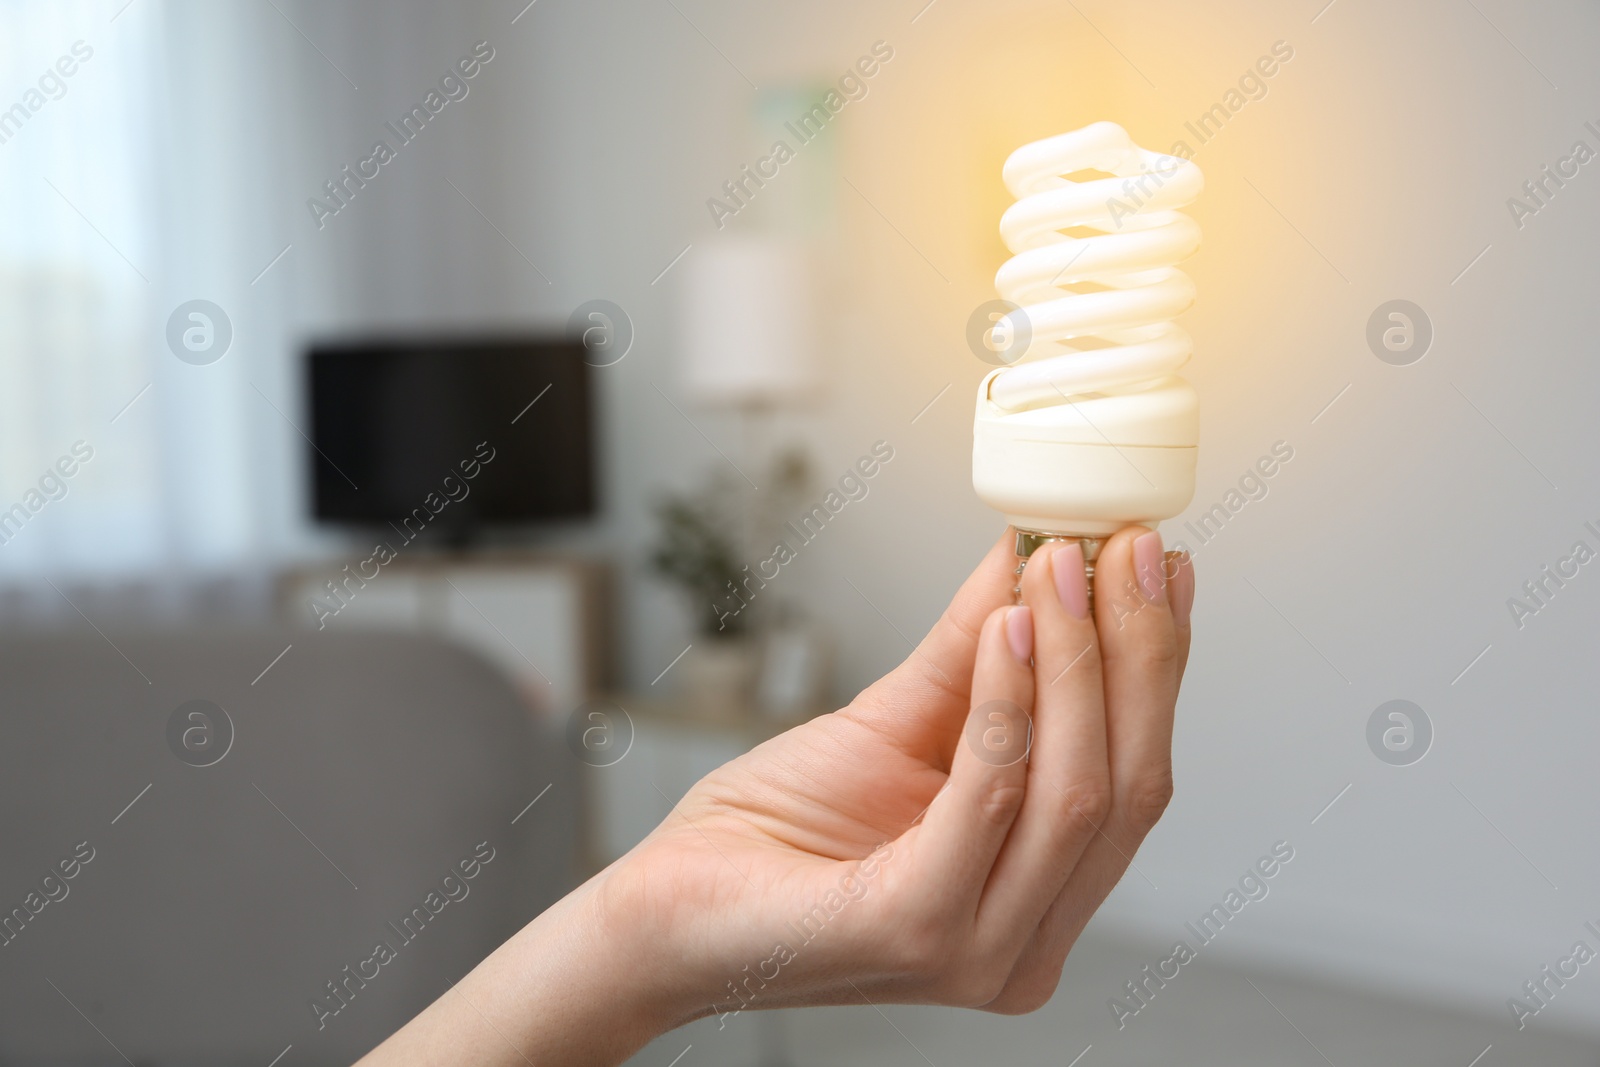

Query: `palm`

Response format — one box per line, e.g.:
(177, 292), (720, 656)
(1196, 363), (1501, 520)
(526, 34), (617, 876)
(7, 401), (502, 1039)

(633, 543), (1012, 946)
(627, 709), (948, 974)
(689, 696), (954, 859)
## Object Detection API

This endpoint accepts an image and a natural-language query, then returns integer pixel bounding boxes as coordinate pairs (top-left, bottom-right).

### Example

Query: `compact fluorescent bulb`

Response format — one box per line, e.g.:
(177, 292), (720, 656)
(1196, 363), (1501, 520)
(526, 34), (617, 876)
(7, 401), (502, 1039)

(971, 122), (1204, 588)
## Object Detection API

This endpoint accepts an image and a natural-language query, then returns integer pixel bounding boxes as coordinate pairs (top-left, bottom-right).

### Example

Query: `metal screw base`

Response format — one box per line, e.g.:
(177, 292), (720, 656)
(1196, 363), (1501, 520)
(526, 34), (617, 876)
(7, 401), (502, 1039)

(1012, 529), (1105, 608)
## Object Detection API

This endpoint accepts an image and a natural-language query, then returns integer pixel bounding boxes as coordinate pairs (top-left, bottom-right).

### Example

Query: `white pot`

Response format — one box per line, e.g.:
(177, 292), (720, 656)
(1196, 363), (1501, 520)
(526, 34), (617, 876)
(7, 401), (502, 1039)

(681, 639), (760, 721)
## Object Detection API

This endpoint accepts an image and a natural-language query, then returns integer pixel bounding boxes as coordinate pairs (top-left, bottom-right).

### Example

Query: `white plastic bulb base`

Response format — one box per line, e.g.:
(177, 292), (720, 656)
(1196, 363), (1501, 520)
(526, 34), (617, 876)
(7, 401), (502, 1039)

(972, 368), (1199, 536)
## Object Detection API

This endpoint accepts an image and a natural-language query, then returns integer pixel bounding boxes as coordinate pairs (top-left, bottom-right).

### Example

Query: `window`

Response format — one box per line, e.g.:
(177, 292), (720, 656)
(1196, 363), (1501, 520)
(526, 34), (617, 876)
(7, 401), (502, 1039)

(0, 0), (165, 576)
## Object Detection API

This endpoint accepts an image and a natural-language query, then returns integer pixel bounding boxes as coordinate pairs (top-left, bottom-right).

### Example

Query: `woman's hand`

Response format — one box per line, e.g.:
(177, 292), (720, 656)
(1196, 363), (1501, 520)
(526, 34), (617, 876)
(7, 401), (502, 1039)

(359, 525), (1194, 1066)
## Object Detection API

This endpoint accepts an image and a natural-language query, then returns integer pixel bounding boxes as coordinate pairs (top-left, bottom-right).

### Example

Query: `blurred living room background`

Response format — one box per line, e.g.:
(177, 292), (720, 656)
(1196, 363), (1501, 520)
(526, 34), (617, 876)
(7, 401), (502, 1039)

(5, 0), (1600, 1063)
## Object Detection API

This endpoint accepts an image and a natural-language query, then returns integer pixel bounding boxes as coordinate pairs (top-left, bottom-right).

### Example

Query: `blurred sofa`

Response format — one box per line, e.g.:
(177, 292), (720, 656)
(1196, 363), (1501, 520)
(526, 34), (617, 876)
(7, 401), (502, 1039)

(0, 627), (581, 1066)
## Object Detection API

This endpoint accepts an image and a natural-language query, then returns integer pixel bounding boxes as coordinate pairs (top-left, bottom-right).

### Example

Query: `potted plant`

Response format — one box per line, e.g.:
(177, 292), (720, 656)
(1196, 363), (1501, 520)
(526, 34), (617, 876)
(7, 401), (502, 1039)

(648, 477), (760, 719)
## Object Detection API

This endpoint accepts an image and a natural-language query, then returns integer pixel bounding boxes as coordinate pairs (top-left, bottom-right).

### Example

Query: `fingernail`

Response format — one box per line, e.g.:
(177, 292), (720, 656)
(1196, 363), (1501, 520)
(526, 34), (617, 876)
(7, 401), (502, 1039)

(1134, 529), (1167, 605)
(1170, 552), (1194, 627)
(1006, 606), (1034, 664)
(1052, 542), (1090, 620)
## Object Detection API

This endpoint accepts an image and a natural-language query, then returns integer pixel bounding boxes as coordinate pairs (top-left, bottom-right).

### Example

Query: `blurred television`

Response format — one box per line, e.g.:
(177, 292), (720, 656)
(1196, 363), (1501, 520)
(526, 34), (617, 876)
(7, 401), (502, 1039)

(306, 336), (595, 536)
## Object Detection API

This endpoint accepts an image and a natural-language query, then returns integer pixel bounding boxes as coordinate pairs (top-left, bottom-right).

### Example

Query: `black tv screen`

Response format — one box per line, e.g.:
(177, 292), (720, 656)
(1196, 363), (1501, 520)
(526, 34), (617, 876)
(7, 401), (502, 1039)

(307, 337), (595, 531)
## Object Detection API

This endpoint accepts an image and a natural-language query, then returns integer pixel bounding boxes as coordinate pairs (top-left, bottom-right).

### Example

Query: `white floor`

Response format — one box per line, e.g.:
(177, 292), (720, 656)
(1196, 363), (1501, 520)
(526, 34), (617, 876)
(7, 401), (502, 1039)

(626, 931), (1600, 1067)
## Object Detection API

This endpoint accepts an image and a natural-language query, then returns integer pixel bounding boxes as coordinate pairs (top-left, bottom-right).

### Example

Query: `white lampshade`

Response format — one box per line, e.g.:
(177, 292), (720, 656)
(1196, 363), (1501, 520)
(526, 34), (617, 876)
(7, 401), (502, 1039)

(680, 237), (815, 407)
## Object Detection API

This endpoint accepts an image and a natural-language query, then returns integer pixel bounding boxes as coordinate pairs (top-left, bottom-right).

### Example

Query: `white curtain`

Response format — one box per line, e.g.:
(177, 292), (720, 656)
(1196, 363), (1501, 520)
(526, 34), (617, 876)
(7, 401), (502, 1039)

(0, 0), (320, 607)
(0, 0), (166, 576)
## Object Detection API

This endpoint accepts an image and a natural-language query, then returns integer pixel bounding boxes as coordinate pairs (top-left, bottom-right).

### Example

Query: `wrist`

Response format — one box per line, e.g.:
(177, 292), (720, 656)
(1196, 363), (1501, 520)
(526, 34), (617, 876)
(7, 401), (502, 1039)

(577, 849), (710, 1035)
(362, 863), (693, 1067)
(500, 868), (689, 1063)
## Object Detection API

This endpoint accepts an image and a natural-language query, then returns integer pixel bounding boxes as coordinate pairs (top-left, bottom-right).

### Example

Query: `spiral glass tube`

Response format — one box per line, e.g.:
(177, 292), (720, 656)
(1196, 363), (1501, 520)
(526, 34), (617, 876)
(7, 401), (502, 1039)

(971, 122), (1204, 600)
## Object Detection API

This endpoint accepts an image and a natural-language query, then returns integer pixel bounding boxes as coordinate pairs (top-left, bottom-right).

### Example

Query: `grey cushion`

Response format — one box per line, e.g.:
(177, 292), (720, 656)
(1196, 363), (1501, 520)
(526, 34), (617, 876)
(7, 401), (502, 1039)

(0, 628), (580, 1066)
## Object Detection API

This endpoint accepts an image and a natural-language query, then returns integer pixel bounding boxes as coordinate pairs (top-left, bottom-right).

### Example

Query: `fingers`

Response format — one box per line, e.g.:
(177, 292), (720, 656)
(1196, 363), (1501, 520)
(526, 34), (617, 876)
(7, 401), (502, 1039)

(974, 541), (1110, 951)
(912, 603), (1035, 916)
(987, 527), (1185, 1008)
(1094, 526), (1181, 838)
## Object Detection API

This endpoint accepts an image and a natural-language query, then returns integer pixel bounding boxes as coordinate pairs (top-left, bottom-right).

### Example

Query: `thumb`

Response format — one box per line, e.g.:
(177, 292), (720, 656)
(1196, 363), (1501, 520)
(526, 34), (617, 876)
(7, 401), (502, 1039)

(849, 528), (1019, 729)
